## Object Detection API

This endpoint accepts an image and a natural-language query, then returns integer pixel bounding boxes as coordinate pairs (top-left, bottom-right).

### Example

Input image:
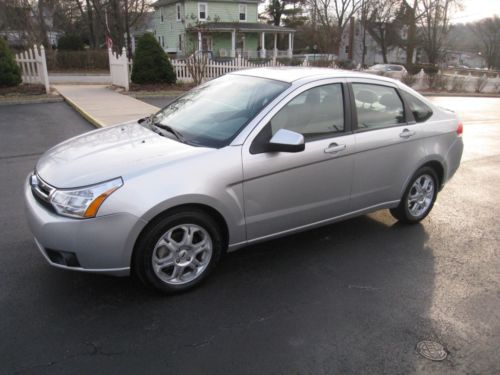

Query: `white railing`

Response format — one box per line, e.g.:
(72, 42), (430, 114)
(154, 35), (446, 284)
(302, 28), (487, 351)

(109, 47), (130, 91)
(15, 45), (49, 93)
(172, 56), (286, 83)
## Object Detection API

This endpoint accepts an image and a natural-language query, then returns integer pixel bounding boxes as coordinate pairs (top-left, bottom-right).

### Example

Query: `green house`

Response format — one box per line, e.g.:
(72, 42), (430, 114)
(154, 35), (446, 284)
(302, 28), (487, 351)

(152, 0), (295, 58)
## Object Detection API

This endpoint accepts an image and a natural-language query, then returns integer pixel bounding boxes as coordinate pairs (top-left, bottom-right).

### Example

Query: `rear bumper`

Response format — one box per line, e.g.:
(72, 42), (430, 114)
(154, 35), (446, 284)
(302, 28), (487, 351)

(24, 178), (144, 276)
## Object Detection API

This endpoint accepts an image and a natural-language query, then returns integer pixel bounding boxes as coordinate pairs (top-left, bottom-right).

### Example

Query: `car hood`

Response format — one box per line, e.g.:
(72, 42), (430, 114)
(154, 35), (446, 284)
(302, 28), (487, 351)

(36, 121), (212, 188)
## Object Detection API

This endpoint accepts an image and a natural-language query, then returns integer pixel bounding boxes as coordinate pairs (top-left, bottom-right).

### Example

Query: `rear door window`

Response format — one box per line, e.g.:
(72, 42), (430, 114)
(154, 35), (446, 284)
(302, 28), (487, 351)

(352, 83), (405, 130)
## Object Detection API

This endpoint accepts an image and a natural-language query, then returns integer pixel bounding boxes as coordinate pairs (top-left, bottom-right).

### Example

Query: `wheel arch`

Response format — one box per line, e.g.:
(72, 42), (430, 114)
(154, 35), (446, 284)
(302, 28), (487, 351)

(400, 158), (446, 199)
(132, 202), (231, 260)
(421, 160), (445, 189)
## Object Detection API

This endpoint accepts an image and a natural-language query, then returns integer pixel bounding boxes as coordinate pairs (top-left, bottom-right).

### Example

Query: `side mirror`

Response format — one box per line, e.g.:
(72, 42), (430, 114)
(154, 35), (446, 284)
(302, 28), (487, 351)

(268, 129), (305, 153)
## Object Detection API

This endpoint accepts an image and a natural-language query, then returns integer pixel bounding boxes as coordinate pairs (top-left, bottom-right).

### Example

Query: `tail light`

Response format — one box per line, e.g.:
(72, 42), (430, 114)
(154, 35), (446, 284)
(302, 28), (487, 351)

(457, 121), (463, 136)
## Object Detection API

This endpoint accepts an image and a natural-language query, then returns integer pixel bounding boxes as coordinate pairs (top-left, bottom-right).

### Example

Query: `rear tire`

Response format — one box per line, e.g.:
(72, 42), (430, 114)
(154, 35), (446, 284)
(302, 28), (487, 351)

(133, 209), (223, 294)
(390, 167), (438, 224)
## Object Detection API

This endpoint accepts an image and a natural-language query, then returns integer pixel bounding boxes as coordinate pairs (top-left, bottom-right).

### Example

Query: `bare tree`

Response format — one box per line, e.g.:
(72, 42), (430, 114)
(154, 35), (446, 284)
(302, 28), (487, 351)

(471, 16), (500, 70)
(0, 0), (41, 46)
(365, 0), (401, 63)
(401, 0), (423, 64)
(306, 0), (361, 54)
(418, 0), (458, 64)
(332, 0), (362, 55)
(267, 0), (287, 26)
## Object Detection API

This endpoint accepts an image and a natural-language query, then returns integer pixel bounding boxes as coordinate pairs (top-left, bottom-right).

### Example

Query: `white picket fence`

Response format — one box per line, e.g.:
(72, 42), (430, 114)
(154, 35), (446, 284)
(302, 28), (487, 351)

(107, 49), (308, 89)
(106, 48), (500, 94)
(15, 45), (50, 93)
(172, 56), (287, 83)
(109, 47), (130, 91)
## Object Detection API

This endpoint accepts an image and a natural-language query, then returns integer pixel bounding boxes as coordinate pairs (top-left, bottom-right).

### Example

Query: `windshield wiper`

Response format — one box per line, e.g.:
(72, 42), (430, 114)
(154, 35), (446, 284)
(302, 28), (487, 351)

(150, 120), (185, 143)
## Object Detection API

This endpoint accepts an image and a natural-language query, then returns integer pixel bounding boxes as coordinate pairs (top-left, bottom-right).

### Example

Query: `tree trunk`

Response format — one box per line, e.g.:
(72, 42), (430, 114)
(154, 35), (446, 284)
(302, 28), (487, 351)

(110, 0), (124, 52)
(37, 0), (50, 48)
(381, 40), (388, 63)
(124, 0), (132, 57)
(85, 0), (96, 48)
(406, 1), (417, 64)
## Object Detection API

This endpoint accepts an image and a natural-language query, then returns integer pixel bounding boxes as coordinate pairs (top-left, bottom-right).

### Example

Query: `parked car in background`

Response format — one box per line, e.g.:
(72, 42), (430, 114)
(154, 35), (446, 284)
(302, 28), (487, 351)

(295, 54), (337, 63)
(25, 68), (463, 294)
(367, 64), (408, 79)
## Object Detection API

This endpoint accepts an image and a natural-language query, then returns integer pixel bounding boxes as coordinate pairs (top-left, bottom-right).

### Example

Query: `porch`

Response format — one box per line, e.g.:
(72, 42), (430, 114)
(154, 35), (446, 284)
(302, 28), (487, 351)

(189, 22), (295, 59)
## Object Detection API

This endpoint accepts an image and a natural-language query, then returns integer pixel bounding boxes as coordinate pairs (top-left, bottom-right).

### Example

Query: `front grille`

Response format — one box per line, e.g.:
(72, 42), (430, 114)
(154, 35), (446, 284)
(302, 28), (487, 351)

(30, 173), (56, 213)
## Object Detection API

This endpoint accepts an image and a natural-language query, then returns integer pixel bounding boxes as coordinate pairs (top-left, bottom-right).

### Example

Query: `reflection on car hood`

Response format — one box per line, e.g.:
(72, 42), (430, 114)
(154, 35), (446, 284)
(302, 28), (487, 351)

(36, 121), (212, 188)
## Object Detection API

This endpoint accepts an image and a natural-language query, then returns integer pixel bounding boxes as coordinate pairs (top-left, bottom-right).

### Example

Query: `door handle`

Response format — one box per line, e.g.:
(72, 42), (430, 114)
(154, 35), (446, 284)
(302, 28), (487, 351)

(399, 129), (416, 138)
(324, 143), (346, 154)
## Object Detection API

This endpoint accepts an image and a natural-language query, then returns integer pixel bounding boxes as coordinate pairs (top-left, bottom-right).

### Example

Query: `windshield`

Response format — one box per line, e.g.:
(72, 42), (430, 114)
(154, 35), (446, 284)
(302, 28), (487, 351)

(150, 75), (290, 148)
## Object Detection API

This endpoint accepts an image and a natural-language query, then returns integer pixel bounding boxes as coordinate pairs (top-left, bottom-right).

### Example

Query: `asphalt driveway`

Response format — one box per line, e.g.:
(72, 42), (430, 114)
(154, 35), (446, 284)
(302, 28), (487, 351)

(0, 98), (498, 374)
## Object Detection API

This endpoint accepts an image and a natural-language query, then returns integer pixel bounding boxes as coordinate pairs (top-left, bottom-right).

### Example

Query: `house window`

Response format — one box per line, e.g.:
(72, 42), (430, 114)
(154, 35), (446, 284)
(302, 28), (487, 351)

(198, 3), (207, 21)
(178, 34), (183, 50)
(160, 7), (164, 23)
(176, 3), (181, 21)
(161, 36), (165, 47)
(239, 4), (247, 21)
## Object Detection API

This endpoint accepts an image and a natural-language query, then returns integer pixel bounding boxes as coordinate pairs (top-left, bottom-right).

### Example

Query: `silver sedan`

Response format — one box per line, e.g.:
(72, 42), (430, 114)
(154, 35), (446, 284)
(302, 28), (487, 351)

(25, 68), (463, 293)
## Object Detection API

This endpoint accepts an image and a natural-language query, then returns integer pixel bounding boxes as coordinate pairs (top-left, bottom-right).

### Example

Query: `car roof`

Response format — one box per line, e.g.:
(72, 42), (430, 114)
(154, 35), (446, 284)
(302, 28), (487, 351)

(231, 67), (398, 84)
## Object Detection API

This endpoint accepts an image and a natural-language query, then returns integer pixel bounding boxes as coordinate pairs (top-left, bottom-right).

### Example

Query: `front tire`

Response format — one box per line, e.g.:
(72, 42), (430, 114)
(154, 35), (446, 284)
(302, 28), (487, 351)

(390, 167), (438, 224)
(133, 209), (223, 294)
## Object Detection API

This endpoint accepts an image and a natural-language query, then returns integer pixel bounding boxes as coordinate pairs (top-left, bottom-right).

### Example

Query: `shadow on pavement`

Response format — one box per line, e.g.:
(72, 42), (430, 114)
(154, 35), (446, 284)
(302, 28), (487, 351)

(5, 212), (437, 374)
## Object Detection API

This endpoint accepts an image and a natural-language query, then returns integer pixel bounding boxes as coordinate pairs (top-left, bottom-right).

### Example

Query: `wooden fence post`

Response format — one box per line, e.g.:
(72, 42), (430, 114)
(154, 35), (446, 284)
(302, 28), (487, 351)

(39, 45), (50, 94)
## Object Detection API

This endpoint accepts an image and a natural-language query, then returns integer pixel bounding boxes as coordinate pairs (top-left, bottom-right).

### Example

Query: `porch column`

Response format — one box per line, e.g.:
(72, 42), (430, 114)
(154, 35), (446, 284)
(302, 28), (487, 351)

(288, 33), (293, 58)
(198, 31), (202, 52)
(273, 33), (277, 58)
(230, 30), (236, 57)
(260, 32), (266, 59)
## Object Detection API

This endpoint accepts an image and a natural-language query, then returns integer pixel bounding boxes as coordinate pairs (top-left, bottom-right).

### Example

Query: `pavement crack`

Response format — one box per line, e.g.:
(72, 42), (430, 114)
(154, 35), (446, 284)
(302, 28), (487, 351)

(347, 284), (381, 291)
(0, 152), (43, 160)
(13, 342), (124, 374)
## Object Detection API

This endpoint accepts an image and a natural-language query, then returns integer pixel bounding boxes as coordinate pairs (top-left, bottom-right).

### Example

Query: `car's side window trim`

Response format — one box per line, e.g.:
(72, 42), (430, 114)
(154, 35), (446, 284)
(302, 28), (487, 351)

(397, 88), (417, 125)
(348, 81), (414, 133)
(248, 80), (351, 154)
(398, 89), (434, 124)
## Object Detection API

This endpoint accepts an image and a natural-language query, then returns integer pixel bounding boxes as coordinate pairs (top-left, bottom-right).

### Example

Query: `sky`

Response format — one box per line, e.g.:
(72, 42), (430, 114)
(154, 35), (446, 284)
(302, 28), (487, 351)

(450, 0), (500, 24)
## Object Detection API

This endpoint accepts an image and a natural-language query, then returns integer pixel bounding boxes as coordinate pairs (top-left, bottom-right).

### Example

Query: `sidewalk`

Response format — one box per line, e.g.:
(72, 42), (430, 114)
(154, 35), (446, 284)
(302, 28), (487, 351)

(53, 85), (159, 127)
(49, 73), (112, 85)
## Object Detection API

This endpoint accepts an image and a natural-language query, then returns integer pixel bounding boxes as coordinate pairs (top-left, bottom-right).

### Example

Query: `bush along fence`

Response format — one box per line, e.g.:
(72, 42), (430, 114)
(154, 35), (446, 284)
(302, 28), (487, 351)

(107, 48), (500, 94)
(14, 45), (50, 93)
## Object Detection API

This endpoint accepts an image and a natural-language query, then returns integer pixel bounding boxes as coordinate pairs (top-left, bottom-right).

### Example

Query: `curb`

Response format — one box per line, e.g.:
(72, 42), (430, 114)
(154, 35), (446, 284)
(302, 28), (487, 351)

(127, 93), (181, 99)
(0, 96), (63, 106)
(60, 94), (105, 128)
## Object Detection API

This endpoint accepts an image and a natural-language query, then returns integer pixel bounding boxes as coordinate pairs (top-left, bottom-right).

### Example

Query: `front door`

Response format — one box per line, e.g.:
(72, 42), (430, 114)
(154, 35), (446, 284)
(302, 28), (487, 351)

(202, 36), (212, 52)
(242, 81), (355, 241)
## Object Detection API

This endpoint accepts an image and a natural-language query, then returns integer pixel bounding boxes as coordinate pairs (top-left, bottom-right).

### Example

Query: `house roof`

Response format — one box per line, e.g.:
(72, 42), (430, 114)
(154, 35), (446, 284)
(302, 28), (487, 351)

(153, 0), (259, 7)
(191, 22), (295, 33)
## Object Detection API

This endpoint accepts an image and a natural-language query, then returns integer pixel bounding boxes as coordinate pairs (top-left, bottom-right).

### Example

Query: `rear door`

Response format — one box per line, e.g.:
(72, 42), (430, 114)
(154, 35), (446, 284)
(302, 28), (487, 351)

(348, 79), (423, 211)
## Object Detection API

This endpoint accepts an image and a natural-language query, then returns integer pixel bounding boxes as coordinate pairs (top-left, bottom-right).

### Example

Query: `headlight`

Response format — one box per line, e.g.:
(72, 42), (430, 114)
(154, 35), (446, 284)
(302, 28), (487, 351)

(50, 178), (123, 219)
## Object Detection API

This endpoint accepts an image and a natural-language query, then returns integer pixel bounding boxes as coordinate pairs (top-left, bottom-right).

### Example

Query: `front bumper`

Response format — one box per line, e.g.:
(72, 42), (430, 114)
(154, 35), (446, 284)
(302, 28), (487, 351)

(24, 178), (143, 276)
